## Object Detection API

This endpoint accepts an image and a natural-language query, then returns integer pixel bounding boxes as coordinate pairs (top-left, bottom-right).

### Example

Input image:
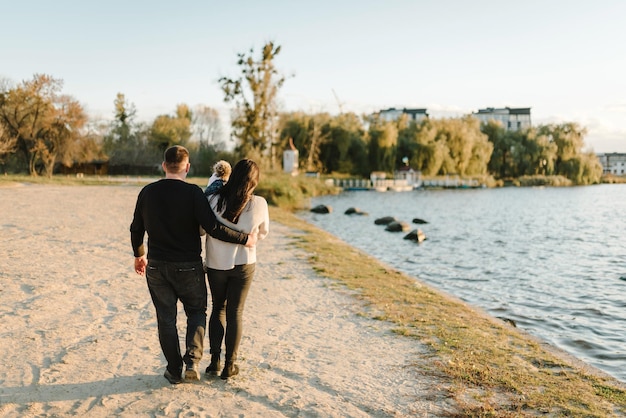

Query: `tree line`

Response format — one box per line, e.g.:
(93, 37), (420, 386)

(0, 42), (603, 185)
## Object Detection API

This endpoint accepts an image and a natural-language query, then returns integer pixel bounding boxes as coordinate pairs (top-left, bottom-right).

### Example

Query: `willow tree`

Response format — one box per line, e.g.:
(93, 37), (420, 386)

(219, 41), (286, 166)
(537, 123), (602, 184)
(367, 118), (398, 173)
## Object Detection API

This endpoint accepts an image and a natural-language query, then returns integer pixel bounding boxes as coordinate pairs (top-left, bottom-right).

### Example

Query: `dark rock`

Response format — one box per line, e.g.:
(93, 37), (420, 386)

(403, 229), (426, 243)
(375, 216), (396, 225)
(412, 218), (428, 224)
(385, 221), (411, 232)
(310, 204), (332, 214)
(345, 207), (368, 216)
(497, 317), (517, 327)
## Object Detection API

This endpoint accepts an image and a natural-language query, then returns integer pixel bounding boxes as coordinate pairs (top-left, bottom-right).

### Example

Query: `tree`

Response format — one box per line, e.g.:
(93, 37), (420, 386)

(327, 112), (368, 175)
(149, 104), (192, 152)
(102, 93), (157, 170)
(219, 41), (286, 164)
(367, 118), (398, 173)
(0, 74), (87, 176)
(0, 122), (17, 157)
(278, 112), (330, 172)
(192, 105), (224, 146)
(39, 94), (88, 176)
(536, 123), (602, 184)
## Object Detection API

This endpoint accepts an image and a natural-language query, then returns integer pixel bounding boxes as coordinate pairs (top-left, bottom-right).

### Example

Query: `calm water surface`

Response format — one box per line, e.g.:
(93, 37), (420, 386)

(300, 184), (626, 383)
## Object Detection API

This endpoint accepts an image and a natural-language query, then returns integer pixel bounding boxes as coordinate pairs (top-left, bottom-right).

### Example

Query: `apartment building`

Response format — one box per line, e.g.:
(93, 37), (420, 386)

(472, 107), (531, 131)
(597, 153), (626, 175)
(378, 108), (429, 123)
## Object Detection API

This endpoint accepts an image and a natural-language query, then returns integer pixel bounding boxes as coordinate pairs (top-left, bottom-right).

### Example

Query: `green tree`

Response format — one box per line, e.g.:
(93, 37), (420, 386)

(434, 117), (489, 175)
(537, 123), (602, 184)
(539, 122), (585, 173)
(405, 120), (447, 176)
(149, 104), (193, 152)
(102, 93), (158, 171)
(509, 128), (557, 177)
(482, 120), (515, 178)
(278, 112), (330, 172)
(219, 41), (286, 164)
(367, 118), (398, 173)
(308, 112), (367, 175)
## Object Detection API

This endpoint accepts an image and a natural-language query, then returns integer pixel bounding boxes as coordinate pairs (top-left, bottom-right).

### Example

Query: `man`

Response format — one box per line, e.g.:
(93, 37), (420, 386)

(130, 145), (256, 384)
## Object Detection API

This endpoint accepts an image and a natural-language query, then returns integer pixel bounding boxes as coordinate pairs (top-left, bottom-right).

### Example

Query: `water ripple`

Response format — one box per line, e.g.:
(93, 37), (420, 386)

(301, 184), (626, 383)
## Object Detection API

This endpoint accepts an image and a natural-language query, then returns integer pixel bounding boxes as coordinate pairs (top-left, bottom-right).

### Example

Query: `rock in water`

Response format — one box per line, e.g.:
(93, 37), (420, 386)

(345, 207), (368, 215)
(385, 221), (411, 232)
(375, 216), (396, 225)
(403, 229), (426, 243)
(310, 204), (332, 214)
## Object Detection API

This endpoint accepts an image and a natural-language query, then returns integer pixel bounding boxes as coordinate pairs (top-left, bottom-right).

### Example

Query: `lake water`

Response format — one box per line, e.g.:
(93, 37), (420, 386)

(299, 184), (626, 383)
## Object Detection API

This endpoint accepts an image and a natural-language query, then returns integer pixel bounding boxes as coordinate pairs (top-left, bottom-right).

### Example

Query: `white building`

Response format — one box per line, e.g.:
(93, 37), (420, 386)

(378, 108), (429, 123)
(472, 107), (531, 131)
(597, 153), (626, 175)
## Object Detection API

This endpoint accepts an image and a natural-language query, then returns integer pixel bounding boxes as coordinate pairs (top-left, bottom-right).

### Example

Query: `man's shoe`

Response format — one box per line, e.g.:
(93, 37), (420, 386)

(205, 355), (221, 376)
(164, 369), (183, 384)
(220, 362), (239, 380)
(184, 364), (200, 381)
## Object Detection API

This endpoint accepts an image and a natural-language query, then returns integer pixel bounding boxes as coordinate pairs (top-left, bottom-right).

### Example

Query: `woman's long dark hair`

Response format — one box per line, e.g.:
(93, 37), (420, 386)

(214, 159), (259, 223)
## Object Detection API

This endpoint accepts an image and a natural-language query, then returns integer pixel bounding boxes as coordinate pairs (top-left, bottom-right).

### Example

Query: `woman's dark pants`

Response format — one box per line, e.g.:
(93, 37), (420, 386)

(207, 264), (255, 364)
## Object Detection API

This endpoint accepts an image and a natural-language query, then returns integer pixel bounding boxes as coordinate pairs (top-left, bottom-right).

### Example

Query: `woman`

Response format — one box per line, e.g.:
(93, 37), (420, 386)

(204, 159), (269, 379)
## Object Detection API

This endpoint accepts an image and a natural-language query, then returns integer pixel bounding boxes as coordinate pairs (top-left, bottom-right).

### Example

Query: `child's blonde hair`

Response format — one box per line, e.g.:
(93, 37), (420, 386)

(213, 160), (232, 179)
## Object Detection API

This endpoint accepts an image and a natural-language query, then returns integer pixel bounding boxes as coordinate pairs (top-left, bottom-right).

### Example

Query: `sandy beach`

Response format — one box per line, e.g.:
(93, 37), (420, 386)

(0, 184), (459, 417)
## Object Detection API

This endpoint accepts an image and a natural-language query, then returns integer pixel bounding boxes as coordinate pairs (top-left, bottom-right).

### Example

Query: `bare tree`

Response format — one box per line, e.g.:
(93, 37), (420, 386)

(219, 41), (286, 164)
(191, 105), (224, 145)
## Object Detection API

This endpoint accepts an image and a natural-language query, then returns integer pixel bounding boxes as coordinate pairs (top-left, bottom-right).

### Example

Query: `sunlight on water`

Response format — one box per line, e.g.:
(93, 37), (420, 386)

(300, 184), (626, 382)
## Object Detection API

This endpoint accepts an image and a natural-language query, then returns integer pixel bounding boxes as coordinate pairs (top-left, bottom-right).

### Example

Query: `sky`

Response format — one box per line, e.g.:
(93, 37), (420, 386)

(2, 0), (626, 153)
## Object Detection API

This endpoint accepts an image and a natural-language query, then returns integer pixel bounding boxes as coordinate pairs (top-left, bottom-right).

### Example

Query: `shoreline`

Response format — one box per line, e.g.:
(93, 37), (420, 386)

(0, 184), (624, 416)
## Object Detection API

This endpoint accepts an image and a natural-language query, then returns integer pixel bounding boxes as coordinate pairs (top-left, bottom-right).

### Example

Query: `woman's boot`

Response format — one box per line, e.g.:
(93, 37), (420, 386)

(205, 353), (221, 376)
(220, 361), (239, 380)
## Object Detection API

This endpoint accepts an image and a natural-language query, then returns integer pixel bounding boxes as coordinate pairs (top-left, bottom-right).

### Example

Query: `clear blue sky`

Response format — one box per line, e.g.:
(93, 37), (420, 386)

(3, 0), (626, 152)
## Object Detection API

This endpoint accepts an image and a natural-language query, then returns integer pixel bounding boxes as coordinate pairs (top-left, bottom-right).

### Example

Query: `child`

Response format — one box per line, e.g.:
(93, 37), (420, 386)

(205, 160), (232, 196)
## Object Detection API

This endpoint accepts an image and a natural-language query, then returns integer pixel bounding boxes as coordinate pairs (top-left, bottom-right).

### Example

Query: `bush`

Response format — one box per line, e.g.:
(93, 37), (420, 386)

(255, 170), (340, 210)
(517, 175), (572, 187)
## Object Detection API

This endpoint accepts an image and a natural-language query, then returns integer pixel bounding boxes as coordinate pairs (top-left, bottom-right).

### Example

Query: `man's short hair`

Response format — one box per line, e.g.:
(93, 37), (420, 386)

(163, 145), (189, 173)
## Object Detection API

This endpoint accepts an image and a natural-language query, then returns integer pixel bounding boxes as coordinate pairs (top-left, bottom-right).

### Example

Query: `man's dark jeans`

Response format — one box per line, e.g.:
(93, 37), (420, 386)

(146, 259), (207, 376)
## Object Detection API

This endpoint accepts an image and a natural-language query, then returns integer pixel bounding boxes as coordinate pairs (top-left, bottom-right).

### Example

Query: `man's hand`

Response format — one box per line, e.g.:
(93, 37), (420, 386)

(245, 231), (258, 248)
(134, 256), (147, 275)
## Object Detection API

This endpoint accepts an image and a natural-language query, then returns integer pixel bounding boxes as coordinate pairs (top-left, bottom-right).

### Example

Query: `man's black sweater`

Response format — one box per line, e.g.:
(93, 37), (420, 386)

(130, 179), (247, 262)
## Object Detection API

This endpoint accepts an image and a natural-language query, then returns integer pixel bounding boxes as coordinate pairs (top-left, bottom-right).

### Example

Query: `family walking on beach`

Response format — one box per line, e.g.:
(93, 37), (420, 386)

(130, 145), (269, 384)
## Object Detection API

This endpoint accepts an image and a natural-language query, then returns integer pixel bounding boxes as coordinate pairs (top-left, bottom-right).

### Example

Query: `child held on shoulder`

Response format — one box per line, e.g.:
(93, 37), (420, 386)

(205, 160), (232, 196)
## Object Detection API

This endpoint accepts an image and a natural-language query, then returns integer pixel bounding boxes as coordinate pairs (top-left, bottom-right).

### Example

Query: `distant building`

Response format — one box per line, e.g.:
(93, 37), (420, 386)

(283, 137), (299, 175)
(378, 108), (429, 123)
(597, 153), (626, 175)
(472, 107), (531, 131)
